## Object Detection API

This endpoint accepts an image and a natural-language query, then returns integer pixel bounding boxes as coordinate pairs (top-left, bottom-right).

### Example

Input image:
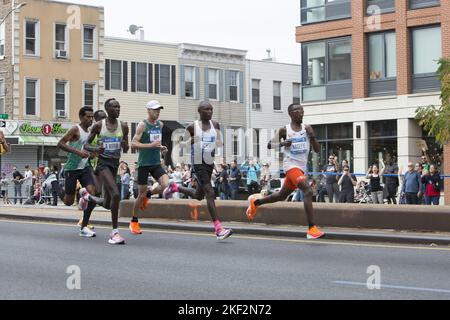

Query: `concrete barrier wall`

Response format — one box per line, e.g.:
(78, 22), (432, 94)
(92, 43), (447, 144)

(119, 199), (450, 232)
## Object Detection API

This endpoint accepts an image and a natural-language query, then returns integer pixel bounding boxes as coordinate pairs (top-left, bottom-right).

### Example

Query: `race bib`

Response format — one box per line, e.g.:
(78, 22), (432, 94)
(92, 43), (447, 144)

(290, 137), (308, 155)
(149, 130), (162, 143)
(103, 137), (121, 151)
(201, 136), (215, 153)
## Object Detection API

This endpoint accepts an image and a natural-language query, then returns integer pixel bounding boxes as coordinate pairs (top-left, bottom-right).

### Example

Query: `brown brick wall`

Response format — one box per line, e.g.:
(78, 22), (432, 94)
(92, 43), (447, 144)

(0, 3), (14, 118)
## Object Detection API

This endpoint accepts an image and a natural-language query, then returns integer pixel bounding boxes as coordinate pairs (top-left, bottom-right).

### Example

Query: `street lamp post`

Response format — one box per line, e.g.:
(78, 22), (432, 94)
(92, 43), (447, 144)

(0, 2), (27, 26)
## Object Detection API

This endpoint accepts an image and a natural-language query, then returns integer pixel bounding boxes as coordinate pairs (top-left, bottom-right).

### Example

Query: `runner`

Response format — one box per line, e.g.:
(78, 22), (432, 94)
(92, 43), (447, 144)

(85, 98), (129, 245)
(167, 101), (233, 241)
(129, 101), (177, 235)
(245, 104), (325, 240)
(57, 107), (100, 238)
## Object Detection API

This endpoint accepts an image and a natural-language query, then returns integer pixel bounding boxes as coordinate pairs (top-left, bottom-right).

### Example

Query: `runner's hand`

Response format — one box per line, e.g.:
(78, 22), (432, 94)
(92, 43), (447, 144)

(77, 150), (91, 159)
(151, 140), (162, 148)
(282, 140), (292, 148)
(161, 146), (168, 155)
(305, 125), (315, 138)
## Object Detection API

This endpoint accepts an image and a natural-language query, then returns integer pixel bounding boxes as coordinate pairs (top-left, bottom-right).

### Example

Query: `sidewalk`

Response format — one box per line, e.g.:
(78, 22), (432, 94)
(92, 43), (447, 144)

(0, 204), (449, 246)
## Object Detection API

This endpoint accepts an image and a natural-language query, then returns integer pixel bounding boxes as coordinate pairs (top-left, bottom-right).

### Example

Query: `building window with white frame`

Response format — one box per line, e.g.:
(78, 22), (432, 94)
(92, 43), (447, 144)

(83, 25), (95, 59)
(185, 66), (195, 98)
(229, 71), (239, 102)
(208, 69), (219, 100)
(273, 81), (281, 111)
(252, 79), (261, 110)
(25, 20), (38, 56)
(55, 80), (67, 117)
(55, 23), (67, 58)
(136, 62), (148, 92)
(0, 23), (5, 57)
(26, 79), (38, 116)
(159, 64), (171, 94)
(0, 80), (5, 114)
(84, 82), (95, 108)
(110, 60), (122, 90)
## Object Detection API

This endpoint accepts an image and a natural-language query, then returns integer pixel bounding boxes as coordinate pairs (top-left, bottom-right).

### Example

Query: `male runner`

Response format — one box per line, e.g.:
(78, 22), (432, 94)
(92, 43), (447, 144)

(57, 107), (100, 238)
(246, 104), (325, 240)
(167, 101), (232, 241)
(129, 101), (177, 235)
(85, 99), (129, 245)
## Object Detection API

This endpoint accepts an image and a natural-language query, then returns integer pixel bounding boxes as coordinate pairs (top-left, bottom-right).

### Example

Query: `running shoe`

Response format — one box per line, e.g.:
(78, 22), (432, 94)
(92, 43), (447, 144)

(77, 219), (95, 230)
(129, 221), (142, 235)
(78, 191), (89, 211)
(306, 226), (325, 240)
(79, 227), (96, 238)
(108, 232), (126, 245)
(216, 228), (233, 241)
(163, 182), (179, 200)
(246, 195), (258, 221)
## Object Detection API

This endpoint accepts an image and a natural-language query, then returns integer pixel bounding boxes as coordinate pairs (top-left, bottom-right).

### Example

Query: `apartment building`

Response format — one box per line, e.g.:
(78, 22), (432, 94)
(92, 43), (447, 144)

(297, 0), (449, 203)
(0, 0), (103, 175)
(102, 37), (181, 166)
(246, 59), (301, 170)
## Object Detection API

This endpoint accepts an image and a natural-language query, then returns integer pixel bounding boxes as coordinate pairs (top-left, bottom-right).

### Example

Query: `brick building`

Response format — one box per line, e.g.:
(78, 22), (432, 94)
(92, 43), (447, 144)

(296, 0), (449, 204)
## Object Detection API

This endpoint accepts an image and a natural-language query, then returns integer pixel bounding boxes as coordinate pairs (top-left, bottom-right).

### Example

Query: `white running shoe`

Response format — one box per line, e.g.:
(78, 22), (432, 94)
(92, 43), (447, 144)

(108, 232), (126, 245)
(78, 188), (89, 211)
(216, 228), (233, 241)
(80, 227), (96, 238)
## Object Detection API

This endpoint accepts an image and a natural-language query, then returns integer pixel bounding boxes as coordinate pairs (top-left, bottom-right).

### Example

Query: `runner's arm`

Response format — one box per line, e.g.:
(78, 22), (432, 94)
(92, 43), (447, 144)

(121, 122), (130, 154)
(131, 122), (159, 150)
(84, 121), (102, 154)
(57, 127), (89, 158)
(305, 125), (320, 153)
(268, 127), (287, 150)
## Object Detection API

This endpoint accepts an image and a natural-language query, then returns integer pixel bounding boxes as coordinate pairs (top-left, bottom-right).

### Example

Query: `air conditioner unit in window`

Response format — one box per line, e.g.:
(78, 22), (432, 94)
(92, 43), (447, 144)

(252, 103), (261, 110)
(56, 110), (67, 118)
(56, 50), (67, 59)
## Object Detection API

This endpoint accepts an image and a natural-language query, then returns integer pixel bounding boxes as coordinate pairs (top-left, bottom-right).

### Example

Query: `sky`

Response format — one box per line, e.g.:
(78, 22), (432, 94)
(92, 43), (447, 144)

(56, 0), (301, 64)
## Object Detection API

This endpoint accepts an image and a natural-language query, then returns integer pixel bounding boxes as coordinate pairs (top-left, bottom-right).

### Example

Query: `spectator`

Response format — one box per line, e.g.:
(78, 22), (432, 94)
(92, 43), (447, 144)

(218, 164), (230, 200)
(241, 160), (261, 195)
(229, 160), (241, 200)
(401, 162), (422, 205)
(415, 163), (426, 204)
(422, 164), (441, 206)
(316, 175), (327, 203)
(323, 155), (339, 203)
(260, 163), (271, 191)
(170, 164), (183, 199)
(384, 155), (399, 204)
(23, 165), (34, 204)
(12, 166), (24, 204)
(338, 165), (357, 203)
(50, 166), (60, 206)
(1, 173), (9, 204)
(121, 166), (131, 200)
(366, 165), (384, 204)
(421, 148), (431, 172)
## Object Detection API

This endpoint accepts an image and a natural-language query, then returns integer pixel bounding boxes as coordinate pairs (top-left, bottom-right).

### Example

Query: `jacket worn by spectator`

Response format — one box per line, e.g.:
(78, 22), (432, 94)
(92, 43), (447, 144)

(402, 171), (421, 194)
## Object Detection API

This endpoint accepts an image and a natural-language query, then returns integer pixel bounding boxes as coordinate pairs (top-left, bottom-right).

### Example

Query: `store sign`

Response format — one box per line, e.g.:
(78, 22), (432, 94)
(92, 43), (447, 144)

(3, 121), (73, 136)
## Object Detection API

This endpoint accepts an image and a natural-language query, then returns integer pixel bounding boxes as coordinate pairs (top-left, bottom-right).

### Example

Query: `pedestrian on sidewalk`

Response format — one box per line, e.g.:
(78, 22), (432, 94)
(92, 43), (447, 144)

(338, 165), (357, 203)
(422, 164), (441, 206)
(323, 155), (339, 203)
(366, 165), (384, 204)
(12, 167), (24, 204)
(401, 162), (422, 205)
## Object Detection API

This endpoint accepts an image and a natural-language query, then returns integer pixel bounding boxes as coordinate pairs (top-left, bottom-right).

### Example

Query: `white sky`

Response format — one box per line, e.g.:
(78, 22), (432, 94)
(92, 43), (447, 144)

(56, 0), (301, 64)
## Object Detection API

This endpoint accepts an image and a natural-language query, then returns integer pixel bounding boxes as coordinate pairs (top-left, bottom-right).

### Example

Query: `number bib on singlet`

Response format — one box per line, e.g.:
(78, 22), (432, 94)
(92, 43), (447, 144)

(149, 130), (162, 143)
(290, 137), (308, 155)
(103, 137), (121, 151)
(201, 136), (216, 153)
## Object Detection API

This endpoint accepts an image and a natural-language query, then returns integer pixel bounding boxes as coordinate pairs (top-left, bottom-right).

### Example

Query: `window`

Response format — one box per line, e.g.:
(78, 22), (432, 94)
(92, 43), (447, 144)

(136, 62), (148, 92)
(110, 60), (122, 90)
(0, 23), (4, 57)
(302, 37), (352, 102)
(229, 71), (239, 102)
(366, 0), (395, 14)
(411, 26), (442, 92)
(301, 0), (351, 24)
(208, 69), (219, 100)
(369, 32), (396, 80)
(185, 66), (195, 98)
(84, 83), (95, 108)
(293, 83), (301, 104)
(368, 120), (397, 166)
(409, 0), (440, 9)
(252, 79), (261, 110)
(26, 79), (38, 116)
(25, 20), (38, 56)
(273, 81), (281, 111)
(0, 80), (4, 114)
(159, 64), (171, 94)
(55, 24), (67, 56)
(55, 81), (67, 113)
(83, 26), (95, 59)
(412, 26), (441, 75)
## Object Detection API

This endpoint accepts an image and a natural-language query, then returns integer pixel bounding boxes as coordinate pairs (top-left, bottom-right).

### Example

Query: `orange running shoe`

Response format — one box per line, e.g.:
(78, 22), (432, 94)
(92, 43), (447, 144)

(246, 195), (258, 221)
(140, 197), (149, 211)
(307, 226), (325, 240)
(129, 221), (142, 235)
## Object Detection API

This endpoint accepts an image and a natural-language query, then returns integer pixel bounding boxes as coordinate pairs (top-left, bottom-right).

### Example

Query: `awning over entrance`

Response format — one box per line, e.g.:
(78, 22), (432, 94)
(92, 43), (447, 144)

(18, 136), (61, 146)
(162, 121), (185, 132)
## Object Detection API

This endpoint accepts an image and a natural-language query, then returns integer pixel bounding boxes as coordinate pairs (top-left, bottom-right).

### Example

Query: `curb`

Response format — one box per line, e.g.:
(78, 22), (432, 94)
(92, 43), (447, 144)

(1, 213), (449, 246)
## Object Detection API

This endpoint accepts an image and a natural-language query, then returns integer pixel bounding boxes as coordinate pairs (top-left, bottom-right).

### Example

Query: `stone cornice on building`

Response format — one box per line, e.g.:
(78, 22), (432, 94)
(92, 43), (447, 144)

(179, 43), (247, 65)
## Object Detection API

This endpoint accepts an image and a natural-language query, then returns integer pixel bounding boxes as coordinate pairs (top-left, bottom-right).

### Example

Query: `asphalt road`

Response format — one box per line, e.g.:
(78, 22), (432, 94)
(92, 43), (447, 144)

(1, 219), (450, 300)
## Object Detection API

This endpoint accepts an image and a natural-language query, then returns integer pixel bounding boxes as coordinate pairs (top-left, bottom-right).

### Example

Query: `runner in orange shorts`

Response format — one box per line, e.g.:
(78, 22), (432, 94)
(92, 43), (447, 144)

(245, 104), (325, 240)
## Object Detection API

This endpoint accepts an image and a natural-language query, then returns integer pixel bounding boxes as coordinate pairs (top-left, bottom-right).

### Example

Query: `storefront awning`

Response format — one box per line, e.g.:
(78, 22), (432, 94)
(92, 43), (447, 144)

(19, 136), (61, 146)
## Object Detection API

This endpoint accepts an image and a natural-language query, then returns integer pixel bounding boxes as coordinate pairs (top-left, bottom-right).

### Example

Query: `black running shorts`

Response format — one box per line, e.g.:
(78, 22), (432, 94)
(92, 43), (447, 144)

(137, 165), (166, 186)
(64, 167), (95, 195)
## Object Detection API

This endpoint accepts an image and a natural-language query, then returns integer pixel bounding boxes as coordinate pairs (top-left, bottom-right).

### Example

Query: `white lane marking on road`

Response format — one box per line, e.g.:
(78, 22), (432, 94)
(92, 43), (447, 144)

(1, 218), (450, 252)
(333, 281), (450, 294)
